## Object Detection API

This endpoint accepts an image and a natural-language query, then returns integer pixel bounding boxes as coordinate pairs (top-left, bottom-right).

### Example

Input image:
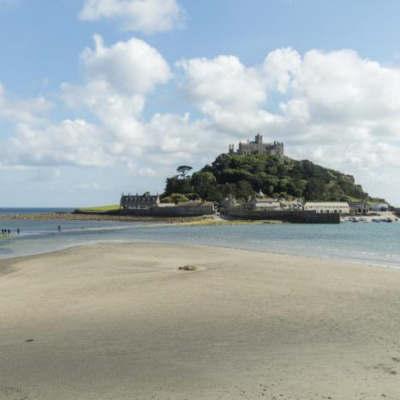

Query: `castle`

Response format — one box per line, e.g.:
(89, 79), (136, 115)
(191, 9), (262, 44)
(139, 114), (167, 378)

(229, 134), (284, 156)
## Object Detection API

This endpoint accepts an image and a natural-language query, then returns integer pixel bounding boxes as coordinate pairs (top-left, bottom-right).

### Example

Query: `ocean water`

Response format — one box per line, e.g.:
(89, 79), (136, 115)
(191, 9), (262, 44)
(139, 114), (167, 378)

(0, 207), (75, 215)
(0, 210), (400, 268)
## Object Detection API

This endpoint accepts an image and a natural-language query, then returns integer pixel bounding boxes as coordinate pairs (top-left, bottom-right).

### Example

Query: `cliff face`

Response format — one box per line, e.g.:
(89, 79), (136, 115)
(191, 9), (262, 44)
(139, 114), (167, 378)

(164, 154), (373, 203)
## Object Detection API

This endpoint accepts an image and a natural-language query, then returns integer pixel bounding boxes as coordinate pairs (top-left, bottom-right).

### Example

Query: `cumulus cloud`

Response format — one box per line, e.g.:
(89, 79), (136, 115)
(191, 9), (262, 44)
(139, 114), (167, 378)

(4, 120), (110, 167)
(286, 49), (400, 124)
(61, 80), (217, 171)
(1, 36), (214, 175)
(58, 35), (194, 172)
(178, 48), (400, 151)
(81, 35), (172, 95)
(79, 0), (185, 34)
(3, 40), (400, 202)
(176, 48), (400, 201)
(0, 82), (53, 125)
(178, 56), (267, 114)
(62, 80), (146, 146)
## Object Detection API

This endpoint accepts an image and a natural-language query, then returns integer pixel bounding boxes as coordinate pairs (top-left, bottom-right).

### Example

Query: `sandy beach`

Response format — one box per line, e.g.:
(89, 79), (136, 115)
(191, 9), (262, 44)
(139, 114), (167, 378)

(1, 243), (400, 399)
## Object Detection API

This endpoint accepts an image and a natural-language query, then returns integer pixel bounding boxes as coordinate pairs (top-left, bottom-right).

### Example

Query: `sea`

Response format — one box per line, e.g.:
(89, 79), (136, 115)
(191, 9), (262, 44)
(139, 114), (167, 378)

(0, 208), (400, 269)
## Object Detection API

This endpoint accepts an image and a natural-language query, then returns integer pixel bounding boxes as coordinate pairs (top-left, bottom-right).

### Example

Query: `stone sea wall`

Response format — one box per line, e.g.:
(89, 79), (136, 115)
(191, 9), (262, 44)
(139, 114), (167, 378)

(74, 205), (215, 218)
(220, 208), (340, 224)
(118, 205), (215, 217)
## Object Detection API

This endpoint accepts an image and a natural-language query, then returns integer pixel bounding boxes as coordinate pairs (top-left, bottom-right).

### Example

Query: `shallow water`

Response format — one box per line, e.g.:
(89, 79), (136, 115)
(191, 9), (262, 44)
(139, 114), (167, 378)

(0, 212), (399, 268)
(0, 207), (75, 216)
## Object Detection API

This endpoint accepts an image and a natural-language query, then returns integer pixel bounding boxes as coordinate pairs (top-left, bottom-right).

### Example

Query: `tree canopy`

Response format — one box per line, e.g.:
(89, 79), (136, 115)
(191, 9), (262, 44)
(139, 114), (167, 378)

(163, 154), (373, 203)
(176, 165), (193, 179)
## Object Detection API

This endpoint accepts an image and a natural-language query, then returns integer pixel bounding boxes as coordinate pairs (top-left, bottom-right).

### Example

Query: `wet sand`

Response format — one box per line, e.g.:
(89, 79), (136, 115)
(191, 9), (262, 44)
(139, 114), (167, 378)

(1, 243), (400, 399)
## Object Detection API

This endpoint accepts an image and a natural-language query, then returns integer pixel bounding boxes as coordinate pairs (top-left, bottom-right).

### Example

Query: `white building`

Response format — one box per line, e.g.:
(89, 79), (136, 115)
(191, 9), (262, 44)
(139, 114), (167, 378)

(304, 202), (350, 214)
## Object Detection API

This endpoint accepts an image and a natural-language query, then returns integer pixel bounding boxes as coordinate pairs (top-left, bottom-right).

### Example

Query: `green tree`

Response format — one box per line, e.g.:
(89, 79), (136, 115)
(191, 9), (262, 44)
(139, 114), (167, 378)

(176, 165), (193, 179)
(164, 176), (193, 196)
(163, 153), (374, 203)
(191, 172), (218, 200)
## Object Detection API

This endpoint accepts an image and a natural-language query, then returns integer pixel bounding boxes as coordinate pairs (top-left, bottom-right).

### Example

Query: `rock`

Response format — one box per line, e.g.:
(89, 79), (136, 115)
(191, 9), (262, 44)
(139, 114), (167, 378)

(178, 265), (198, 271)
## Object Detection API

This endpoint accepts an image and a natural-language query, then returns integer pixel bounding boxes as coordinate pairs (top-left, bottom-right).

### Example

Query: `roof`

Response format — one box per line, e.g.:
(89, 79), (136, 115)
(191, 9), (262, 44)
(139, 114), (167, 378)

(254, 198), (279, 203)
(178, 201), (214, 207)
(254, 202), (280, 207)
(122, 194), (159, 199)
(305, 202), (349, 206)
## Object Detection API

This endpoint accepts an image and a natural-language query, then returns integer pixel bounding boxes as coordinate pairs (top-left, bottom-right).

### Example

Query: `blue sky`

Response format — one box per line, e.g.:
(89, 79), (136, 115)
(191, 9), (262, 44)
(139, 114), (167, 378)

(1, 0), (400, 206)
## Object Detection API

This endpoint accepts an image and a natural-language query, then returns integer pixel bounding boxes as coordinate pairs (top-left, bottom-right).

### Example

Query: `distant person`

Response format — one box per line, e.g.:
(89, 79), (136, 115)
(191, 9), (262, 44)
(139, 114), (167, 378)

(58, 225), (61, 233)
(7, 229), (10, 235)
(17, 228), (20, 236)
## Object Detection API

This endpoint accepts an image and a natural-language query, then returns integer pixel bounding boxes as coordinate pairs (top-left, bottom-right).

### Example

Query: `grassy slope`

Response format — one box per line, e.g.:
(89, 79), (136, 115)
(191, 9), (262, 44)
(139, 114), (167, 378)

(80, 205), (120, 212)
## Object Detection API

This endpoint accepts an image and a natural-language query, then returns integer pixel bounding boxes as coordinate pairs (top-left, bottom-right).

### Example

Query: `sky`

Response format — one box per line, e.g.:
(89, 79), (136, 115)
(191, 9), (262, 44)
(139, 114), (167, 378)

(1, 0), (400, 207)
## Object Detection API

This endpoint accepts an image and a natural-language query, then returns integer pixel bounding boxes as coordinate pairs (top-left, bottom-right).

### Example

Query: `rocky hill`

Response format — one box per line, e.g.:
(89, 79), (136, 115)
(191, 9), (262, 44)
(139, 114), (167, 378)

(163, 154), (380, 203)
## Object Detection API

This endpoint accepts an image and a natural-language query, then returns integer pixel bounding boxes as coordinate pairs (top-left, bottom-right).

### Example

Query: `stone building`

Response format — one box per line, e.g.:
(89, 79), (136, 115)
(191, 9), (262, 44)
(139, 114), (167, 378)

(120, 193), (160, 210)
(348, 202), (370, 215)
(280, 200), (304, 211)
(220, 194), (237, 209)
(120, 194), (215, 216)
(229, 134), (284, 156)
(249, 197), (281, 211)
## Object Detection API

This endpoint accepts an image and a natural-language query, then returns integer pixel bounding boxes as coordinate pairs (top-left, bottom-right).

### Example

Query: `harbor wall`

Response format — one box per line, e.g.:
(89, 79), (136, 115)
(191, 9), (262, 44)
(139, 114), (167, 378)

(220, 208), (340, 224)
(74, 205), (215, 218)
(119, 205), (215, 217)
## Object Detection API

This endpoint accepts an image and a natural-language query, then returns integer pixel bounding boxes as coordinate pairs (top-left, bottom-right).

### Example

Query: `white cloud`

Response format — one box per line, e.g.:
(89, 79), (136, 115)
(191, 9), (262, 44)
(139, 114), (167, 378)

(4, 120), (110, 167)
(57, 36), (206, 174)
(0, 82), (53, 125)
(263, 47), (302, 94)
(81, 35), (172, 95)
(287, 49), (400, 124)
(178, 56), (267, 114)
(79, 0), (185, 34)
(176, 48), (400, 202)
(62, 80), (146, 145)
(3, 39), (400, 202)
(178, 47), (400, 151)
